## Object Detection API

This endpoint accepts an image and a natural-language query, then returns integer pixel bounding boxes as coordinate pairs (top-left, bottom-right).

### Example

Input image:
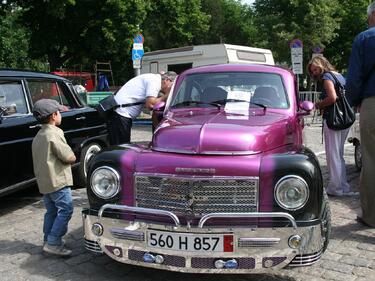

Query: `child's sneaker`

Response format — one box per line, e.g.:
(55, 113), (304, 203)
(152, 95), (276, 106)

(43, 244), (72, 256)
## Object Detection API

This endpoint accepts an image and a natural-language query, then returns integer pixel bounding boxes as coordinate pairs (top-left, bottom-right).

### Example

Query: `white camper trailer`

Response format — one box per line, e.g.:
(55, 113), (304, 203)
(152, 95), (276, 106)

(140, 44), (274, 74)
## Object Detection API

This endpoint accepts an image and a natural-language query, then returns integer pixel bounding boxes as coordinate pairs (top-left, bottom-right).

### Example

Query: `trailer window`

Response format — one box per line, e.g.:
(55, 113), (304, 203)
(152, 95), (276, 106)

(236, 51), (266, 63)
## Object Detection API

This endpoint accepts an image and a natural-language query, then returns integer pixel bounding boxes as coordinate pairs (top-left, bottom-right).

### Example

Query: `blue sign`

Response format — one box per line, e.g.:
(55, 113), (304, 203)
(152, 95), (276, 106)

(290, 39), (303, 48)
(134, 33), (144, 44)
(132, 49), (144, 61)
(312, 45), (324, 54)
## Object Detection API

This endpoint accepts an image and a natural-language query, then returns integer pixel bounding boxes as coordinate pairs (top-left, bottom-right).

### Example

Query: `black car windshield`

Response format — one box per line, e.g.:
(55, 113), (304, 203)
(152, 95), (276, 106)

(170, 72), (289, 110)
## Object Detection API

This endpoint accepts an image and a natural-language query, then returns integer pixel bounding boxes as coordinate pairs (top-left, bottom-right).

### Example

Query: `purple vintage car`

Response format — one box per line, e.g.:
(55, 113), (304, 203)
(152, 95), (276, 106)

(82, 64), (331, 273)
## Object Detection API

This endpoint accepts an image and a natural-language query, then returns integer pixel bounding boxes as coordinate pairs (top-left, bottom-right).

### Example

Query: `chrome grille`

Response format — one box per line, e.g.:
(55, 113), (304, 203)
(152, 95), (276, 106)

(135, 174), (258, 216)
(84, 238), (103, 253)
(288, 251), (322, 267)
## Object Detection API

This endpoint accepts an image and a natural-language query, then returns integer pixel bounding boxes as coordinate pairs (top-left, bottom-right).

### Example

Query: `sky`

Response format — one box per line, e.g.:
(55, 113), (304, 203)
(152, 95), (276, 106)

(241, 0), (255, 6)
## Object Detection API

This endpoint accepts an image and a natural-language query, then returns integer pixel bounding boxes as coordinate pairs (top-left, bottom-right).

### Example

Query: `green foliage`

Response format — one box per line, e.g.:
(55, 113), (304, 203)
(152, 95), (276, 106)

(142, 0), (210, 50)
(201, 0), (256, 46)
(254, 0), (340, 65)
(1, 0), (372, 83)
(0, 8), (47, 70)
(324, 0), (369, 72)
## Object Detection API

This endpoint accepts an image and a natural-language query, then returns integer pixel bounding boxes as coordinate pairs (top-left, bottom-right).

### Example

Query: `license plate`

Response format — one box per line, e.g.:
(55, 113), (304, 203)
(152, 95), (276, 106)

(147, 230), (233, 252)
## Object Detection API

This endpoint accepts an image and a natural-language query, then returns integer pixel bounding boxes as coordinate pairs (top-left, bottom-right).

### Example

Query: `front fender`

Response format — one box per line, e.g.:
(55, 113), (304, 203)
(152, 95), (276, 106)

(259, 146), (323, 222)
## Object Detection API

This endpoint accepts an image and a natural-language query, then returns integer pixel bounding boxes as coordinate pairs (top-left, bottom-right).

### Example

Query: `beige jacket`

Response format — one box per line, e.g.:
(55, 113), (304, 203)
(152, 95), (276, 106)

(32, 124), (75, 194)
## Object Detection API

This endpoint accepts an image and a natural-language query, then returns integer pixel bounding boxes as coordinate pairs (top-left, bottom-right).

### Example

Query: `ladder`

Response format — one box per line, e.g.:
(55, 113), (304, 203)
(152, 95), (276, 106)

(94, 61), (115, 90)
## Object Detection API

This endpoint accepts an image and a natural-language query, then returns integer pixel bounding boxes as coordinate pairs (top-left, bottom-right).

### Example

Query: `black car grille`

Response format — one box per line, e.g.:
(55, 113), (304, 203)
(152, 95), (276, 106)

(135, 174), (258, 217)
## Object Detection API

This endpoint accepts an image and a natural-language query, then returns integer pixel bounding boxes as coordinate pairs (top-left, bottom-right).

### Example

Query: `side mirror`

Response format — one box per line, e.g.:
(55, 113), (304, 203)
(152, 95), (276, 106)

(298, 101), (314, 116)
(153, 101), (165, 111)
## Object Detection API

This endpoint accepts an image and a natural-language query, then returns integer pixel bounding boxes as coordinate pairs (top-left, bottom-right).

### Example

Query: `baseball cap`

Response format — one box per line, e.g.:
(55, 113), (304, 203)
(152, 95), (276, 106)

(33, 99), (66, 120)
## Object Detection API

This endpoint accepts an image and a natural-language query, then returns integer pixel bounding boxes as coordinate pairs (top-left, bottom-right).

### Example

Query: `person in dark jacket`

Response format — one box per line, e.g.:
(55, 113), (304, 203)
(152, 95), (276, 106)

(345, 1), (375, 227)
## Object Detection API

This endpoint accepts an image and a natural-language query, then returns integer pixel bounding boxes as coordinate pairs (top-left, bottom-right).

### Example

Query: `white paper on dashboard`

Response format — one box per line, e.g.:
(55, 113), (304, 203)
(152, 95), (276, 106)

(224, 90), (250, 115)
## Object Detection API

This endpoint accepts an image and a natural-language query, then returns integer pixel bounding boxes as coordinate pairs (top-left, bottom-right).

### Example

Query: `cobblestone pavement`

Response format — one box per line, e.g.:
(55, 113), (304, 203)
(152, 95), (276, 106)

(0, 121), (374, 281)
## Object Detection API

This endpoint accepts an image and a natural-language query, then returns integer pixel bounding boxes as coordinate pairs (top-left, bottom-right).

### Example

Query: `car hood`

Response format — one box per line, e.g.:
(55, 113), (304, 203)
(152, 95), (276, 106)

(152, 110), (294, 155)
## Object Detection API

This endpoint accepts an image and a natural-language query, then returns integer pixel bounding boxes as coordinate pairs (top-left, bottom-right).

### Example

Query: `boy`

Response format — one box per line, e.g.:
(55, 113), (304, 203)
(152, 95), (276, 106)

(32, 99), (76, 256)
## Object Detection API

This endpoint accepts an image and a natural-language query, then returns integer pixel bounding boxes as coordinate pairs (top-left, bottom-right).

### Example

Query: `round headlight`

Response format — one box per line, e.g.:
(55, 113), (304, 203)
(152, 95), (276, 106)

(90, 166), (120, 199)
(274, 175), (309, 211)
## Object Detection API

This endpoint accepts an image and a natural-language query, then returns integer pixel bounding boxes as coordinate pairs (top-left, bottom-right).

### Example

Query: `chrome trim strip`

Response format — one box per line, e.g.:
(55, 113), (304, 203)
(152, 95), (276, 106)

(198, 212), (297, 229)
(151, 146), (260, 155)
(98, 204), (181, 227)
(134, 172), (259, 180)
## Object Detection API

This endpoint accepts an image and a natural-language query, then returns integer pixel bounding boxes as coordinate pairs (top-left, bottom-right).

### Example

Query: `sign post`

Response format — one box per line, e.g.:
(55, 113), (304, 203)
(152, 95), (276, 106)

(132, 33), (144, 76)
(290, 39), (303, 89)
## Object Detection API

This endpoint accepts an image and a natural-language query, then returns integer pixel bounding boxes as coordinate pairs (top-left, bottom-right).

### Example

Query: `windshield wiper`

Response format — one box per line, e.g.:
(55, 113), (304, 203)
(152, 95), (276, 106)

(172, 100), (221, 109)
(212, 99), (267, 110)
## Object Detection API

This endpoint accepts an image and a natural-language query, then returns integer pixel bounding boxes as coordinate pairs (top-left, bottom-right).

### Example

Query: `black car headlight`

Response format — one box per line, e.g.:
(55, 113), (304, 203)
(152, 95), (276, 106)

(274, 175), (309, 211)
(90, 166), (120, 199)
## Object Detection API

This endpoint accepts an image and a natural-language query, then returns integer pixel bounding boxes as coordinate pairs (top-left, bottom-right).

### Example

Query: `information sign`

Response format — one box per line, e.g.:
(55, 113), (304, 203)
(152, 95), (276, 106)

(290, 39), (303, 74)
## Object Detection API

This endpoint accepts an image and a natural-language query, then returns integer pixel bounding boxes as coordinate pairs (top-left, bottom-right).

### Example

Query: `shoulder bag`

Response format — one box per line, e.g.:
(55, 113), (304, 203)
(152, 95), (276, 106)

(96, 91), (144, 119)
(325, 72), (355, 130)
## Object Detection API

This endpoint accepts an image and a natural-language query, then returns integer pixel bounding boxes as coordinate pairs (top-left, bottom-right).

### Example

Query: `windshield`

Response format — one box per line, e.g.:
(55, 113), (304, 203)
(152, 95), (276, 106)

(170, 72), (289, 109)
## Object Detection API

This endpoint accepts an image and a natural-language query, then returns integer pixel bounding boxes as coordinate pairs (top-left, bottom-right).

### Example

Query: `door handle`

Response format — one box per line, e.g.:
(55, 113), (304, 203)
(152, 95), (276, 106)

(76, 116), (86, 121)
(29, 124), (42, 129)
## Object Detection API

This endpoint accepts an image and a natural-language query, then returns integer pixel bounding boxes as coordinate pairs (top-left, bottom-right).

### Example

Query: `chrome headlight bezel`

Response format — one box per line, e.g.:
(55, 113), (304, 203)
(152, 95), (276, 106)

(90, 166), (120, 199)
(274, 175), (309, 211)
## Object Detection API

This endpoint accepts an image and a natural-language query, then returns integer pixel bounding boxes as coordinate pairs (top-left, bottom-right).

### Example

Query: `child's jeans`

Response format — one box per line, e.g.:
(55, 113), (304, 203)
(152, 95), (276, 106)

(43, 187), (73, 246)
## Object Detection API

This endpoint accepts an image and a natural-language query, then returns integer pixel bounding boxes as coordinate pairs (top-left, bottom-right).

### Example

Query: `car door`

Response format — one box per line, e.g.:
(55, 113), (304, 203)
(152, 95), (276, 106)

(0, 78), (40, 194)
(26, 78), (89, 156)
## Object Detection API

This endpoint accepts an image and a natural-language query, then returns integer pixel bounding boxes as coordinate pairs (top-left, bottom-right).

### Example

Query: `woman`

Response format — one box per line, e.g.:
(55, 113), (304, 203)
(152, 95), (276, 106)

(307, 56), (353, 196)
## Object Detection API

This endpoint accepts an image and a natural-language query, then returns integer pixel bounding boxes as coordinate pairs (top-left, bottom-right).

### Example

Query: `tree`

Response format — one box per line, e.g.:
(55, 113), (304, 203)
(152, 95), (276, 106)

(13, 0), (149, 82)
(201, 0), (257, 46)
(142, 0), (210, 51)
(253, 0), (340, 68)
(0, 5), (47, 70)
(324, 0), (369, 72)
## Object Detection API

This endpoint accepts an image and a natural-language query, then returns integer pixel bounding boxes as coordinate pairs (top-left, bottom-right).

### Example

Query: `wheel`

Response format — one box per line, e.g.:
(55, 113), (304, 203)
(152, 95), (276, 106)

(321, 190), (331, 253)
(77, 142), (102, 187)
(354, 142), (362, 171)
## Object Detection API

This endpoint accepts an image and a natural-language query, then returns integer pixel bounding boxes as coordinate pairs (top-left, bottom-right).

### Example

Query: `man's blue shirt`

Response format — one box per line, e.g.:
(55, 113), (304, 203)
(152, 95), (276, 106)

(346, 26), (375, 106)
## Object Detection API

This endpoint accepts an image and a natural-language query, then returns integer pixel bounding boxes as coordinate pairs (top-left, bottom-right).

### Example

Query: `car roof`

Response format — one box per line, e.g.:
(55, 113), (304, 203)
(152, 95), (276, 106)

(0, 69), (70, 81)
(180, 64), (293, 77)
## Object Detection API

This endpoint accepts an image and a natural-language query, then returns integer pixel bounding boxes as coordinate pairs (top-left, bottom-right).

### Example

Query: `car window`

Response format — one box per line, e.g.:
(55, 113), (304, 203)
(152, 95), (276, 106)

(0, 80), (28, 116)
(28, 80), (73, 108)
(171, 72), (289, 109)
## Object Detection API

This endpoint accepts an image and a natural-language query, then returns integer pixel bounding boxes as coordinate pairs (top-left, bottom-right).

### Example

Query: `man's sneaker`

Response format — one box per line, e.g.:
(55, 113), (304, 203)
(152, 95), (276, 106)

(43, 244), (72, 256)
(326, 189), (343, 197)
(343, 191), (359, 196)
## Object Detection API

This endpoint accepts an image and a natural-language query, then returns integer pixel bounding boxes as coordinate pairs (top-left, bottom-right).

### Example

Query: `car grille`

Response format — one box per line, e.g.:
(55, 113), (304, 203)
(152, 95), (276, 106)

(135, 174), (258, 217)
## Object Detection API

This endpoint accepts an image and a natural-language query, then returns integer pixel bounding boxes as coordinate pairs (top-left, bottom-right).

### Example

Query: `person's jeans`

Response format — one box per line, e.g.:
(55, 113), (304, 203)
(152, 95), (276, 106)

(43, 187), (73, 246)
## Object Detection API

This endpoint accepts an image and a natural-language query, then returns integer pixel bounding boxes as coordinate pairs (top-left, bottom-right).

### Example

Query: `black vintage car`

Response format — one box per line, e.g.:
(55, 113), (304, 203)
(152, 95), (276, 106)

(0, 69), (108, 196)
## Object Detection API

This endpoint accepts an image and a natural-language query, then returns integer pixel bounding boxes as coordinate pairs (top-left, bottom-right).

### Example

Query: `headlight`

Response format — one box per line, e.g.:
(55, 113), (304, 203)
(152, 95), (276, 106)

(274, 175), (309, 211)
(90, 166), (120, 199)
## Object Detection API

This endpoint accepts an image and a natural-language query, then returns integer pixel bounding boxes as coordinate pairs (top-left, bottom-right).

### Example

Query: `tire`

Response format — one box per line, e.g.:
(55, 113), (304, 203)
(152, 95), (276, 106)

(321, 190), (331, 253)
(354, 142), (362, 171)
(77, 142), (102, 187)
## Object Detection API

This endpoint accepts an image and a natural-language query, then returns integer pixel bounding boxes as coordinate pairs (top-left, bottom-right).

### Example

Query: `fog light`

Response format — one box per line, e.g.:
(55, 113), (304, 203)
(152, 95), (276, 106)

(225, 259), (238, 269)
(264, 259), (274, 268)
(92, 223), (103, 236)
(214, 259), (225, 269)
(113, 248), (121, 257)
(143, 253), (155, 263)
(155, 255), (164, 264)
(288, 234), (302, 249)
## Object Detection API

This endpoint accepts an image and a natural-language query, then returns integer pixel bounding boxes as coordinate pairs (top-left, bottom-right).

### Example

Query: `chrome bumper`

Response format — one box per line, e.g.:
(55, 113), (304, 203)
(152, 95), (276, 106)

(82, 204), (325, 273)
